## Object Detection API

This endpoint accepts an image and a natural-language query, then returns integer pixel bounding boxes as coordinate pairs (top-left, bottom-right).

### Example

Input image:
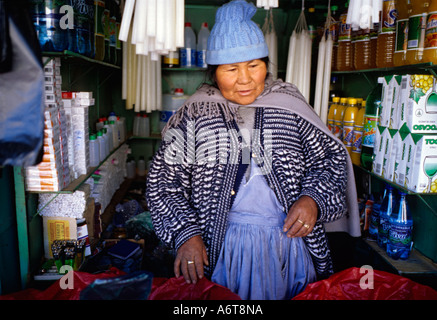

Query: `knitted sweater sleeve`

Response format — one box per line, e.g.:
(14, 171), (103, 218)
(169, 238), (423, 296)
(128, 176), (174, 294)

(145, 120), (201, 250)
(297, 116), (348, 223)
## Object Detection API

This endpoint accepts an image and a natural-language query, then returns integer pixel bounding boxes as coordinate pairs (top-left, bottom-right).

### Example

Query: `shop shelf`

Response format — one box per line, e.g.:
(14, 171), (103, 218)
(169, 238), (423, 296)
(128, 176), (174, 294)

(42, 50), (121, 69)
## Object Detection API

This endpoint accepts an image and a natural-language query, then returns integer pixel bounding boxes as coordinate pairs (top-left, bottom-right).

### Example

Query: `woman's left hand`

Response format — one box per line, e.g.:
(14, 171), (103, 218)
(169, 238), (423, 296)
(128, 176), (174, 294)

(283, 195), (318, 238)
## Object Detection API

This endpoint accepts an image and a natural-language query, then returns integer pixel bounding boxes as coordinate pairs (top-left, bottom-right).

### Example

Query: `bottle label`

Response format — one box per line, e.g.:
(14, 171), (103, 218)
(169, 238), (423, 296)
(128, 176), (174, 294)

(380, 0), (397, 34)
(395, 18), (408, 53)
(196, 50), (207, 68)
(338, 13), (351, 42)
(378, 215), (390, 241)
(425, 12), (437, 48)
(352, 125), (364, 153)
(343, 124), (355, 147)
(362, 115), (379, 147)
(180, 48), (196, 67)
(407, 13), (427, 50)
(95, 0), (105, 37)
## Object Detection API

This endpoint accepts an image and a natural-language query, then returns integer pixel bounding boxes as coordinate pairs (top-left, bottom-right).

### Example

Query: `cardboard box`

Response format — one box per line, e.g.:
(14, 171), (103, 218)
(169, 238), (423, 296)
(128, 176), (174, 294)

(372, 126), (387, 176)
(393, 130), (412, 187)
(43, 216), (77, 258)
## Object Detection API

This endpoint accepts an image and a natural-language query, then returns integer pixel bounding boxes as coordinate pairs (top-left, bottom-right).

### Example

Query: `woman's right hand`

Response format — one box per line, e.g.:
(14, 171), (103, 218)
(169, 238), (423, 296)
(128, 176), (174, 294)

(174, 235), (209, 284)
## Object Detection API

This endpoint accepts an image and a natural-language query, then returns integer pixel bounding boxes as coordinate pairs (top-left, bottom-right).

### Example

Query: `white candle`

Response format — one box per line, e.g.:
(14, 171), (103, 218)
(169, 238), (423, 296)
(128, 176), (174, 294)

(321, 34), (333, 124)
(314, 35), (326, 116)
(119, 0), (135, 42)
(147, 0), (157, 38)
(175, 0), (185, 48)
(286, 31), (296, 83)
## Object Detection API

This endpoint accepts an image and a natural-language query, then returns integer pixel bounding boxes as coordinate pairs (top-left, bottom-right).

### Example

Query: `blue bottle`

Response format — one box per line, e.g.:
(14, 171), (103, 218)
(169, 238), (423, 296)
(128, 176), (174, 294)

(377, 184), (394, 250)
(387, 192), (413, 260)
(368, 202), (380, 240)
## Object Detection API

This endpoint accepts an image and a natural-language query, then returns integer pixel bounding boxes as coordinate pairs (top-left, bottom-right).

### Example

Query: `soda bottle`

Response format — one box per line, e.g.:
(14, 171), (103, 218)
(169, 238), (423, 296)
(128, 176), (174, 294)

(422, 0), (437, 63)
(336, 5), (354, 71)
(354, 26), (372, 70)
(387, 192), (413, 260)
(327, 96), (340, 133)
(196, 22), (210, 68)
(94, 0), (106, 61)
(351, 100), (366, 165)
(393, 0), (410, 66)
(369, 200), (381, 240)
(378, 184), (395, 250)
(406, 0), (431, 65)
(180, 22), (197, 68)
(334, 97), (348, 140)
(343, 98), (359, 155)
(361, 79), (383, 170)
(376, 0), (397, 68)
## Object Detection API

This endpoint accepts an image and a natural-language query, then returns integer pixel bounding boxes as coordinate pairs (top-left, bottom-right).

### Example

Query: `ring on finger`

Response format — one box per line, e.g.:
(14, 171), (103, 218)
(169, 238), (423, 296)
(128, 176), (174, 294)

(187, 260), (194, 265)
(297, 219), (304, 225)
(303, 224), (310, 229)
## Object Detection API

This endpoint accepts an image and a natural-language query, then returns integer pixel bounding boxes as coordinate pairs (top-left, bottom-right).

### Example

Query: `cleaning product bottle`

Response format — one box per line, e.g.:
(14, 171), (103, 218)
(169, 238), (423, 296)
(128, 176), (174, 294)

(196, 22), (210, 68)
(180, 22), (196, 68)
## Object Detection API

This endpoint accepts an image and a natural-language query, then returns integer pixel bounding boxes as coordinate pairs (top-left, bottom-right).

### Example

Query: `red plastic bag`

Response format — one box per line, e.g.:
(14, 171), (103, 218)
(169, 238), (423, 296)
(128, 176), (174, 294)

(149, 276), (241, 300)
(293, 267), (437, 300)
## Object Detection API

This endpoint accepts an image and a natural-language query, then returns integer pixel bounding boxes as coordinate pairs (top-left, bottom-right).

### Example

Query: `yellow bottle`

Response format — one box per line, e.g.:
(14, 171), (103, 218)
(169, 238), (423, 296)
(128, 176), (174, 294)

(327, 97), (340, 133)
(351, 100), (366, 165)
(423, 0), (437, 63)
(406, 0), (431, 65)
(394, 0), (410, 66)
(334, 97), (348, 141)
(343, 98), (359, 155)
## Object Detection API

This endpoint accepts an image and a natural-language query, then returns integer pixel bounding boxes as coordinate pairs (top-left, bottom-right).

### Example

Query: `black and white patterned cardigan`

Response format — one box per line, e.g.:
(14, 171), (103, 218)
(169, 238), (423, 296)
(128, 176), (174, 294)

(146, 101), (348, 279)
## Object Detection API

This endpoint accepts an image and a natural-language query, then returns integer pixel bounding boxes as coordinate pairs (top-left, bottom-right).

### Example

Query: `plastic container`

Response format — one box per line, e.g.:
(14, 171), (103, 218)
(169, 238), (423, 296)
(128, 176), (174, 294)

(160, 88), (189, 131)
(71, 0), (95, 57)
(103, 2), (111, 63)
(109, 120), (119, 148)
(117, 116), (126, 143)
(77, 218), (91, 256)
(393, 0), (410, 66)
(97, 130), (106, 161)
(369, 201), (381, 240)
(343, 98), (359, 155)
(139, 114), (150, 137)
(376, 0), (397, 68)
(180, 22), (196, 68)
(336, 9), (354, 71)
(89, 134), (100, 167)
(351, 100), (366, 165)
(94, 0), (106, 61)
(196, 22), (210, 68)
(133, 113), (142, 136)
(333, 97), (347, 140)
(103, 121), (114, 152)
(387, 192), (413, 260)
(330, 5), (340, 71)
(108, 111), (117, 123)
(361, 79), (383, 170)
(109, 0), (117, 65)
(423, 0), (437, 63)
(406, 0), (431, 65)
(378, 185), (395, 250)
(163, 51), (180, 68)
(327, 96), (340, 133)
(369, 22), (379, 68)
(126, 157), (136, 179)
(354, 27), (372, 70)
(137, 156), (146, 176)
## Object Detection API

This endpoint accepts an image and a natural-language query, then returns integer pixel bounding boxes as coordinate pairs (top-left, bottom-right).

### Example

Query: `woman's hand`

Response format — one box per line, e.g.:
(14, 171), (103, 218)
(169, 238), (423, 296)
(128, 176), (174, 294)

(283, 195), (318, 238)
(174, 235), (209, 284)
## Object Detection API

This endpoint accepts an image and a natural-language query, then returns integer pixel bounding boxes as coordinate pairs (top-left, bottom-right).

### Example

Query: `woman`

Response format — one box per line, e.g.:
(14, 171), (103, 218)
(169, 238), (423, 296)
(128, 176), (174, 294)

(146, 0), (360, 300)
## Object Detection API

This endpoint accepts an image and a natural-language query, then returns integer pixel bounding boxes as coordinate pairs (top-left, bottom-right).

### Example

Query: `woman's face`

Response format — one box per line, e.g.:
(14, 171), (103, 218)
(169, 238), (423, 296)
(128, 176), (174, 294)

(215, 59), (267, 105)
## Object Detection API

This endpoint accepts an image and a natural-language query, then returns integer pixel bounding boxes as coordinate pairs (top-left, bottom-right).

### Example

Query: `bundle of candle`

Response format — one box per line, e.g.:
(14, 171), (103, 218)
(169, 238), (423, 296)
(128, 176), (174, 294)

(313, 8), (334, 124)
(256, 0), (279, 10)
(346, 0), (382, 30)
(262, 9), (278, 79)
(285, 8), (312, 102)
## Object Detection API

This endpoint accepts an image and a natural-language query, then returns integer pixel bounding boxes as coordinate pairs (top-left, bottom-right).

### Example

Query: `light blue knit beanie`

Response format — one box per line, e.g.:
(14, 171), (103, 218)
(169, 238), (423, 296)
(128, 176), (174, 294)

(206, 0), (269, 65)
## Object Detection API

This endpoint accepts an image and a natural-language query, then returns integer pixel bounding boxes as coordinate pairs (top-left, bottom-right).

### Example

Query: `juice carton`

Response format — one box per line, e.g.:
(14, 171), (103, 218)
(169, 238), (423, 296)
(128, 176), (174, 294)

(380, 75), (396, 128)
(382, 128), (398, 180)
(372, 126), (387, 176)
(397, 74), (437, 133)
(405, 134), (437, 193)
(389, 75), (402, 129)
(394, 130), (413, 187)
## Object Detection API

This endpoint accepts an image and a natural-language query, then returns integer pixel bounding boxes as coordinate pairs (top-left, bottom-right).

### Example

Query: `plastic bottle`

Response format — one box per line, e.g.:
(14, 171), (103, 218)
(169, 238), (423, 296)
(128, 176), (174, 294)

(336, 5), (354, 71)
(94, 0), (105, 60)
(103, 121), (114, 151)
(126, 157), (136, 178)
(327, 96), (340, 133)
(333, 97), (348, 140)
(361, 79), (383, 170)
(103, 1), (111, 63)
(343, 98), (359, 155)
(109, 120), (119, 148)
(330, 5), (340, 71)
(180, 22), (196, 68)
(394, 0), (410, 66)
(101, 128), (110, 157)
(406, 0), (431, 65)
(163, 51), (180, 68)
(133, 113), (141, 136)
(96, 117), (105, 131)
(31, 0), (70, 52)
(109, 0), (117, 65)
(140, 114), (150, 137)
(376, 0), (397, 68)
(354, 26), (372, 70)
(387, 192), (413, 260)
(71, 0), (94, 57)
(117, 116), (126, 143)
(378, 184), (395, 250)
(160, 88), (189, 131)
(369, 199), (381, 240)
(137, 156), (146, 176)
(369, 22), (379, 68)
(108, 111), (117, 122)
(97, 130), (106, 161)
(422, 0), (437, 63)
(89, 134), (100, 167)
(351, 100), (366, 165)
(196, 22), (210, 68)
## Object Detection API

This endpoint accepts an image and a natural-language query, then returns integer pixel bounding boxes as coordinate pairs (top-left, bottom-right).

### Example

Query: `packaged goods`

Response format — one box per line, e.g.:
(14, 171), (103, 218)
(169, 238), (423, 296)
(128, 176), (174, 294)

(378, 184), (395, 250)
(180, 22), (196, 67)
(343, 98), (359, 155)
(336, 8), (353, 71)
(423, 0), (437, 63)
(394, 0), (410, 66)
(196, 22), (210, 68)
(406, 0), (431, 65)
(376, 0), (397, 68)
